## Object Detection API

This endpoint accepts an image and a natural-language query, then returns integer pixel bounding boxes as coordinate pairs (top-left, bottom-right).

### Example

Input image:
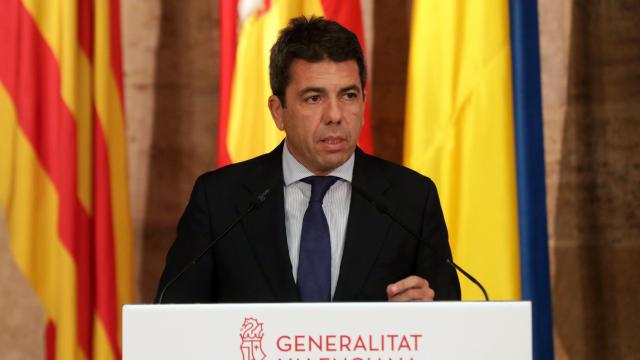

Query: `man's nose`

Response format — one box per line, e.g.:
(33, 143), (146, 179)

(324, 98), (342, 124)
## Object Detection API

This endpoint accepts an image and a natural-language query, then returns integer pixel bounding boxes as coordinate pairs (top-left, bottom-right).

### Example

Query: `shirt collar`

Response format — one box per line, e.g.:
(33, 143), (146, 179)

(282, 139), (354, 186)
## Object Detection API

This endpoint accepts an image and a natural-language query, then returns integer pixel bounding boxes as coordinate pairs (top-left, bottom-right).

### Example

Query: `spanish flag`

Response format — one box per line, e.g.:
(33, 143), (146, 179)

(404, 0), (553, 359)
(218, 0), (374, 166)
(0, 0), (133, 359)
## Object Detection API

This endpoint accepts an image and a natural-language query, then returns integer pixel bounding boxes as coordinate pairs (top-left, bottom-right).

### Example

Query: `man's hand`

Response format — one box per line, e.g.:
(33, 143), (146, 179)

(386, 275), (435, 301)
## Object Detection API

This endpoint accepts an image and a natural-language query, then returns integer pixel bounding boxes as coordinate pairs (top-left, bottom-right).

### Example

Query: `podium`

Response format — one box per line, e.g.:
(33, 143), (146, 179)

(123, 301), (531, 359)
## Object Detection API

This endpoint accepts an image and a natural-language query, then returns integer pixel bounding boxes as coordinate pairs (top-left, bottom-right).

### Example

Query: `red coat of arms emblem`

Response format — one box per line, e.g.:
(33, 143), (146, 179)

(240, 317), (266, 360)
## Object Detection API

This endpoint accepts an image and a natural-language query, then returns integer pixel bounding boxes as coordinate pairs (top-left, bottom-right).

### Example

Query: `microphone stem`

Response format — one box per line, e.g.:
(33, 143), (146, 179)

(157, 190), (268, 304)
(351, 182), (490, 301)
(446, 259), (489, 301)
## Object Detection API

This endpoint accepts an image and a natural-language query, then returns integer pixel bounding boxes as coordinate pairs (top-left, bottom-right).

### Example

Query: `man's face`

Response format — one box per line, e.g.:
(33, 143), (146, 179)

(268, 59), (365, 175)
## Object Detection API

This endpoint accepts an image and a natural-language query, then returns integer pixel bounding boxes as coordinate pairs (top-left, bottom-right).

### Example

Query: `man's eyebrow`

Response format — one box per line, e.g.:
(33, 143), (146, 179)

(298, 87), (326, 96)
(339, 85), (361, 94)
(297, 85), (362, 97)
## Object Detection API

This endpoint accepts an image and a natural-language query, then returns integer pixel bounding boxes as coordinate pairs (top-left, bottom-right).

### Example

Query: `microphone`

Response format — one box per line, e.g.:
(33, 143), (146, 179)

(156, 186), (273, 304)
(350, 181), (490, 301)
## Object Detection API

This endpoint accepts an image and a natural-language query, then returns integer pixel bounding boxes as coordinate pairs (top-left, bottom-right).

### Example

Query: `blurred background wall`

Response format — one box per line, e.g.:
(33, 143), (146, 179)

(0, 0), (638, 359)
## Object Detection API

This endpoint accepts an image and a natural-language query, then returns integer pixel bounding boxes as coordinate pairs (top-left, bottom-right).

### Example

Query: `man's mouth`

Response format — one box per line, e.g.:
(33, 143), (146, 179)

(319, 136), (348, 151)
(321, 137), (345, 144)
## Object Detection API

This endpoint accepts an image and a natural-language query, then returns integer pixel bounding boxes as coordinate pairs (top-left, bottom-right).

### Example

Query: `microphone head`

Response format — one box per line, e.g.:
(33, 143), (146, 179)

(256, 187), (271, 205)
(257, 188), (271, 203)
(350, 181), (391, 214)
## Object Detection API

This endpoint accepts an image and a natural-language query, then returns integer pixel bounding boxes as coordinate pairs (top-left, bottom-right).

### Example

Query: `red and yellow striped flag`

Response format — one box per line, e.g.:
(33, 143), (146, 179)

(0, 0), (133, 359)
(218, 0), (374, 166)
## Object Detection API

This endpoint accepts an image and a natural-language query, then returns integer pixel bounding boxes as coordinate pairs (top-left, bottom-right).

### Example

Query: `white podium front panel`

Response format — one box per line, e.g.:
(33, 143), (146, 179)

(123, 302), (531, 360)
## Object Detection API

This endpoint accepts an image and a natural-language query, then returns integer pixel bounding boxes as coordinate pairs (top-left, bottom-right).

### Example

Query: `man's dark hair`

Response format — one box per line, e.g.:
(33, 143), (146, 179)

(269, 16), (367, 107)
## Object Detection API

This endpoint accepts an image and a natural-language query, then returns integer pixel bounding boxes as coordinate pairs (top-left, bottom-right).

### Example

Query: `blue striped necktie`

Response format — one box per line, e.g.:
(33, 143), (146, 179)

(297, 176), (339, 302)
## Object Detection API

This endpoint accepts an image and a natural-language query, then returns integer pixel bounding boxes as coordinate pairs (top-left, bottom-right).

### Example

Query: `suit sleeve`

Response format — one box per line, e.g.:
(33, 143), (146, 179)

(417, 179), (461, 300)
(155, 175), (217, 303)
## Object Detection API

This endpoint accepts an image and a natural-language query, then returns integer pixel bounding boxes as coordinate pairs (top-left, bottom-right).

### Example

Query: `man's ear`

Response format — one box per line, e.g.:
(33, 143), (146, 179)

(268, 95), (285, 131)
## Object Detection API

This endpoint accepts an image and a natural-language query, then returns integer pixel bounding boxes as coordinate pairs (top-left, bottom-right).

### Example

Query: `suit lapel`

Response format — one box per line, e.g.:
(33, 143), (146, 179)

(239, 143), (300, 301)
(333, 148), (394, 301)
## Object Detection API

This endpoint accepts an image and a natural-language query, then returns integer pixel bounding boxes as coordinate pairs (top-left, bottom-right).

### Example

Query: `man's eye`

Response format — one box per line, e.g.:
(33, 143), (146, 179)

(343, 92), (358, 100)
(305, 95), (321, 103)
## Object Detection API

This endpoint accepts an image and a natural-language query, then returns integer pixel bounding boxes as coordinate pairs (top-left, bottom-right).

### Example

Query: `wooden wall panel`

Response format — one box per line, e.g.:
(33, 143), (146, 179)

(542, 1), (640, 358)
(370, 0), (411, 163)
(137, 0), (219, 302)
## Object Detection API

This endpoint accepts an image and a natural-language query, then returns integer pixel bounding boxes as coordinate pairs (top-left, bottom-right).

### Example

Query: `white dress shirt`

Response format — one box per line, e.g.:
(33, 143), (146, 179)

(282, 141), (353, 298)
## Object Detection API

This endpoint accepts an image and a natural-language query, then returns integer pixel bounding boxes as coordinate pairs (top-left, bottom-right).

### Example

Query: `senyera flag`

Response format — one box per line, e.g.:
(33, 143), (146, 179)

(0, 0), (134, 359)
(404, 0), (553, 359)
(218, 0), (374, 167)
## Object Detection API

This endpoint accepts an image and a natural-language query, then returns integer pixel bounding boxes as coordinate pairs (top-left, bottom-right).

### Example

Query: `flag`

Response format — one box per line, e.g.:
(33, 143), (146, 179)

(509, 1), (554, 359)
(0, 0), (134, 359)
(404, 0), (553, 358)
(218, 0), (374, 167)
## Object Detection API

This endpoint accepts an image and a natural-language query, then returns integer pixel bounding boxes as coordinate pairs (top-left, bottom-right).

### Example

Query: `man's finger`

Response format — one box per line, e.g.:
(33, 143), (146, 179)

(387, 275), (429, 296)
(386, 275), (435, 301)
(388, 287), (435, 302)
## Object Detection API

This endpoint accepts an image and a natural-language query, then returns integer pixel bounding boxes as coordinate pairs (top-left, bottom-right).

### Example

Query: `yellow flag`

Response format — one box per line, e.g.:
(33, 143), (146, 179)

(404, 0), (520, 300)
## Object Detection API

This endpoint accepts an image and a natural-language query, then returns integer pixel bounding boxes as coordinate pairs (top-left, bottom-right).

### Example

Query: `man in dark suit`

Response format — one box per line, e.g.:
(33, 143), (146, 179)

(156, 16), (460, 303)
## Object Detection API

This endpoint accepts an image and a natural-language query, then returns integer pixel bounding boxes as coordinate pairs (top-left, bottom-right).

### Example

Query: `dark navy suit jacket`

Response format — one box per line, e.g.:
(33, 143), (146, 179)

(156, 143), (461, 302)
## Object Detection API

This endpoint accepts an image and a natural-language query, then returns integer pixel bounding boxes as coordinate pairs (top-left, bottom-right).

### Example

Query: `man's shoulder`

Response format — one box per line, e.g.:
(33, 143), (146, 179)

(357, 150), (437, 191)
(355, 151), (442, 229)
(192, 149), (281, 194)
